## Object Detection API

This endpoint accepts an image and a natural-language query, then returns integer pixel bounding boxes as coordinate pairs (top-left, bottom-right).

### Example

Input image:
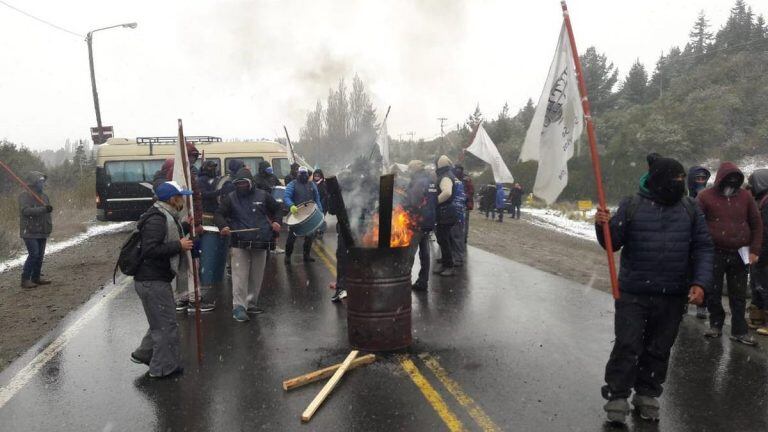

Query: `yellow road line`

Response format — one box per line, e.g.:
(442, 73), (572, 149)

(420, 354), (501, 432)
(399, 355), (467, 432)
(312, 243), (337, 277)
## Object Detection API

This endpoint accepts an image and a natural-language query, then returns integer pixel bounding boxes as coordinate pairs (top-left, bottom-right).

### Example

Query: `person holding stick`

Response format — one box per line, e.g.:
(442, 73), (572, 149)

(215, 170), (282, 322)
(18, 171), (53, 289)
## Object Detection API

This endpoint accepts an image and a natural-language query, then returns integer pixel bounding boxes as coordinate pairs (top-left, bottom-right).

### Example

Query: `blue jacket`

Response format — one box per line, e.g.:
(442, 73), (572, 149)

(495, 184), (506, 209)
(406, 170), (437, 231)
(284, 180), (323, 212)
(596, 192), (714, 296)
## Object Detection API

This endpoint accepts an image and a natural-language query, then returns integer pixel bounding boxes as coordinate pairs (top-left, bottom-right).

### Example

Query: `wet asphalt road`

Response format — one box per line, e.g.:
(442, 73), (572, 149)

(0, 227), (767, 431)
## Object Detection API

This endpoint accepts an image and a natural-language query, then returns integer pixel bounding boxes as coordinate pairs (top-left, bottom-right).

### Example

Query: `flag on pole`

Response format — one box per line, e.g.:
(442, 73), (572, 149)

(466, 123), (514, 184)
(172, 138), (192, 221)
(375, 117), (390, 168)
(520, 23), (584, 204)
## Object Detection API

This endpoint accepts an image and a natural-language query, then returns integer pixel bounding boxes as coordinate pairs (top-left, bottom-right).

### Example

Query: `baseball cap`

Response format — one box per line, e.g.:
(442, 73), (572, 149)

(156, 181), (193, 201)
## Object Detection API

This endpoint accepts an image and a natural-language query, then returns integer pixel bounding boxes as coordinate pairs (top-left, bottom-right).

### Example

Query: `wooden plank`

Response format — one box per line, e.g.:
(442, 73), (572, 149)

(301, 350), (359, 423)
(283, 354), (376, 391)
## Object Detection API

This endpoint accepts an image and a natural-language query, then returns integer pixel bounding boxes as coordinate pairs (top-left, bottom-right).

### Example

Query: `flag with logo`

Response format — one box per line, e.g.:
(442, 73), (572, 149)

(466, 123), (514, 183)
(519, 23), (584, 204)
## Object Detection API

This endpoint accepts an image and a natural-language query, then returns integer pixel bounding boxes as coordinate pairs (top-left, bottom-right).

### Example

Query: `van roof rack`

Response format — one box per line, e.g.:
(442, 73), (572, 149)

(136, 136), (222, 145)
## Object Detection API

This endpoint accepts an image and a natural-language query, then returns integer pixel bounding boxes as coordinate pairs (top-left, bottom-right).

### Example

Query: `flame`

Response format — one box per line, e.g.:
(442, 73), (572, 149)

(361, 205), (415, 248)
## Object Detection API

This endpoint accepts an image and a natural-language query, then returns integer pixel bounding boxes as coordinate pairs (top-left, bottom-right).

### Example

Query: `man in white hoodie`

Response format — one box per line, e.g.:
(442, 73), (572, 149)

(433, 155), (459, 277)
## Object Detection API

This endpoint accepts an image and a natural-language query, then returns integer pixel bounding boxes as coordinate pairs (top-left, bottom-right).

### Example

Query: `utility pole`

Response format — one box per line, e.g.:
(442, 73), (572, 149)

(437, 117), (447, 155)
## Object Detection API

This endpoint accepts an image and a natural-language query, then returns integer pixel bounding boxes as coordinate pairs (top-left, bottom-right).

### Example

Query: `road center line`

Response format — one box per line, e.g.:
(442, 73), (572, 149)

(0, 277), (130, 410)
(312, 243), (337, 277)
(399, 355), (467, 432)
(420, 354), (502, 432)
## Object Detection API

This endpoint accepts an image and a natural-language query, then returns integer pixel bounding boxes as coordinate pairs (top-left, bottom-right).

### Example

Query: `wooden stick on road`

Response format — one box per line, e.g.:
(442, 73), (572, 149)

(301, 350), (359, 423)
(283, 354), (375, 391)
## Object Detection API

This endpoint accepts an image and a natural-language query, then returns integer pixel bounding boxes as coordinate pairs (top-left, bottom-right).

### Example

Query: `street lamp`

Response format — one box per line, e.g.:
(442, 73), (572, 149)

(86, 22), (138, 144)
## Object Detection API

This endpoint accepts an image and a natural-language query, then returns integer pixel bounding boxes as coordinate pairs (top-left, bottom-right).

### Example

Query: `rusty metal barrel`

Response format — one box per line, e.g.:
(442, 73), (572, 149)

(346, 245), (415, 351)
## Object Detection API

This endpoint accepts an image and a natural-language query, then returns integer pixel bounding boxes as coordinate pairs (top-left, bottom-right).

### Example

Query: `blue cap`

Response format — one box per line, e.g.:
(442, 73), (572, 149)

(156, 181), (193, 201)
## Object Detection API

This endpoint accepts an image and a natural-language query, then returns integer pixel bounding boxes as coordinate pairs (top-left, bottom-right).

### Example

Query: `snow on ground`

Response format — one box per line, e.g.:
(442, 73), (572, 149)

(0, 222), (132, 274)
(523, 208), (597, 242)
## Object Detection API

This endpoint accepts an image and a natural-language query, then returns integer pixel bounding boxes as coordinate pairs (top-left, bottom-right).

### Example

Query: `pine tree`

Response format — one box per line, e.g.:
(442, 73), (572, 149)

(579, 47), (618, 116)
(688, 11), (713, 55)
(466, 104), (483, 130)
(620, 60), (648, 105)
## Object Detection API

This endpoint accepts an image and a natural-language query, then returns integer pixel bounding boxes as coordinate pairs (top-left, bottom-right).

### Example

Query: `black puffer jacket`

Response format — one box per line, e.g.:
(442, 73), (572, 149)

(134, 206), (184, 283)
(596, 191), (715, 296)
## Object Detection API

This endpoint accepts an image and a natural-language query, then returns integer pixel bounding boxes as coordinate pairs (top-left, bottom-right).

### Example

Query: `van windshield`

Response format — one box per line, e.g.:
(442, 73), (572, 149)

(272, 158), (290, 179)
(227, 157), (264, 175)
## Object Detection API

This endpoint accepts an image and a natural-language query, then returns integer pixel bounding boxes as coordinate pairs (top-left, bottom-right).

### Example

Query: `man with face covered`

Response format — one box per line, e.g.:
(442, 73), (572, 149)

(19, 171), (53, 288)
(687, 166), (712, 319)
(283, 166), (323, 264)
(595, 157), (713, 424)
(697, 162), (763, 346)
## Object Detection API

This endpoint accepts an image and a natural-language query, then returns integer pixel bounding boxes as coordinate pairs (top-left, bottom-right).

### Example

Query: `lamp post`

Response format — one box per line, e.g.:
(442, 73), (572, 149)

(86, 22), (137, 144)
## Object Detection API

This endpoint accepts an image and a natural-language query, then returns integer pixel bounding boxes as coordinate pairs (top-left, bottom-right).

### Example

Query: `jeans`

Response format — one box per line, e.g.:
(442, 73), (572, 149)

(512, 204), (521, 219)
(22, 238), (47, 281)
(603, 292), (687, 400)
(134, 280), (181, 377)
(451, 221), (465, 264)
(435, 224), (454, 268)
(414, 231), (431, 286)
(707, 250), (749, 336)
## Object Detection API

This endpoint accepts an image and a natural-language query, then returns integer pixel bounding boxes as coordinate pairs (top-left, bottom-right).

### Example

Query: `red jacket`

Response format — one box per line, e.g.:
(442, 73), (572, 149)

(697, 162), (762, 253)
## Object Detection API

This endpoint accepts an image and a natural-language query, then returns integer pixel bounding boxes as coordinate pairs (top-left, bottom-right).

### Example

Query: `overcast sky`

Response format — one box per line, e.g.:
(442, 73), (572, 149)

(1, 0), (764, 150)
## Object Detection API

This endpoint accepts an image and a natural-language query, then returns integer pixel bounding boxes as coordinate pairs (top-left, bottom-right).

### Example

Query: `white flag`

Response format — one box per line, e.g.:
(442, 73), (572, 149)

(375, 118), (390, 169)
(520, 23), (584, 204)
(466, 123), (514, 184)
(172, 139), (192, 220)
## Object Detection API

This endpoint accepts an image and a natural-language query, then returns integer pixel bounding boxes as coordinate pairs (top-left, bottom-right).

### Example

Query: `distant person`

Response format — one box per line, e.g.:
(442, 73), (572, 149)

(254, 161), (280, 193)
(481, 184), (496, 219)
(195, 160), (223, 312)
(433, 155), (458, 277)
(215, 170), (282, 322)
(697, 162), (762, 346)
(284, 162), (300, 185)
(284, 166), (323, 264)
(687, 166), (711, 320)
(494, 183), (505, 222)
(450, 167), (467, 266)
(131, 181), (193, 378)
(595, 157), (713, 424)
(454, 164), (474, 243)
(19, 171), (52, 289)
(313, 169), (330, 239)
(508, 183), (524, 220)
(406, 160), (437, 290)
(217, 159), (248, 196)
(748, 170), (768, 336)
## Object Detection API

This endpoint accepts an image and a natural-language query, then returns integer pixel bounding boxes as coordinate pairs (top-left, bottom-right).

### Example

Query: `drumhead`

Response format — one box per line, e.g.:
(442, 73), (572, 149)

(286, 202), (317, 225)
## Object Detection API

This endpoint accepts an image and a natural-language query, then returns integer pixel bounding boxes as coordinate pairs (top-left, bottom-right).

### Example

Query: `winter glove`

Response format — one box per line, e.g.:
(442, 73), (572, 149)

(45, 205), (53, 213)
(290, 205), (298, 215)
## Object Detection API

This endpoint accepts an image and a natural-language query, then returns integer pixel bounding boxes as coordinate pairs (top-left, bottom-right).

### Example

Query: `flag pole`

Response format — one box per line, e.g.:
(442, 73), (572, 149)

(368, 105), (392, 160)
(0, 160), (46, 205)
(283, 125), (297, 164)
(177, 119), (204, 363)
(560, 0), (620, 299)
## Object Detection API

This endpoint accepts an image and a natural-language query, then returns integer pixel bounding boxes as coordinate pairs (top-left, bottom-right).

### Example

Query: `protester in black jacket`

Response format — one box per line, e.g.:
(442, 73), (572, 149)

(254, 160), (280, 193)
(197, 160), (221, 215)
(406, 160), (437, 290)
(748, 169), (768, 336)
(595, 157), (714, 424)
(19, 171), (53, 288)
(131, 181), (193, 379)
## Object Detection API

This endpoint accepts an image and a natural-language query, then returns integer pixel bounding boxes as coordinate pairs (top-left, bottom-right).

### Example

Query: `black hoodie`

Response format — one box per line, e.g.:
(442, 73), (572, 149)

(254, 160), (279, 192)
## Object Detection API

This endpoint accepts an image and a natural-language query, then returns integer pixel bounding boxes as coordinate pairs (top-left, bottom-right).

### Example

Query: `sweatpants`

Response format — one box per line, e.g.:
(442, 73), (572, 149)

(708, 250), (749, 336)
(134, 280), (181, 377)
(414, 230), (431, 287)
(451, 221), (466, 264)
(285, 228), (314, 258)
(435, 224), (454, 268)
(603, 292), (687, 400)
(231, 248), (268, 310)
(22, 238), (47, 281)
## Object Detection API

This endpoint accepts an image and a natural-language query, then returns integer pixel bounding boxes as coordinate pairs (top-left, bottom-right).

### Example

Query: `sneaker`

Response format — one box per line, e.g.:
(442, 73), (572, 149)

(603, 398), (630, 425)
(432, 267), (445, 275)
(632, 394), (660, 422)
(303, 255), (316, 262)
(175, 299), (189, 312)
(187, 302), (215, 313)
(32, 278), (52, 285)
(695, 306), (708, 319)
(232, 306), (250, 322)
(704, 327), (722, 338)
(20, 280), (37, 289)
(730, 334), (758, 346)
(130, 352), (151, 366)
(246, 306), (264, 315)
(439, 268), (456, 277)
(273, 247), (286, 255)
(411, 282), (428, 291)
(148, 366), (184, 379)
(757, 327), (768, 336)
(331, 289), (347, 303)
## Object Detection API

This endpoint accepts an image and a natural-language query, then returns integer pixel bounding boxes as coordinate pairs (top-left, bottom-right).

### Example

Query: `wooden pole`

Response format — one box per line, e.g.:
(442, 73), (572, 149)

(177, 119), (205, 363)
(0, 160), (46, 205)
(283, 354), (376, 391)
(560, 1), (620, 299)
(368, 105), (392, 160)
(378, 174), (395, 249)
(301, 350), (359, 422)
(283, 125), (297, 164)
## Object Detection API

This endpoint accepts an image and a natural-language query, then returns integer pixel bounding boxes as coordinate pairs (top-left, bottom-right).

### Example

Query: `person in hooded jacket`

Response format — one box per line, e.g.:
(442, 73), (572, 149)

(494, 182), (506, 222)
(217, 159), (248, 196)
(215, 170), (282, 322)
(686, 166), (712, 319)
(747, 169), (768, 336)
(406, 160), (437, 290)
(433, 155), (458, 277)
(197, 160), (221, 217)
(18, 171), (53, 288)
(313, 169), (330, 239)
(595, 157), (713, 424)
(131, 181), (194, 378)
(284, 162), (300, 186)
(195, 160), (224, 312)
(450, 168), (468, 266)
(481, 184), (496, 218)
(697, 162), (763, 346)
(508, 183), (524, 219)
(284, 166), (323, 264)
(254, 160), (280, 193)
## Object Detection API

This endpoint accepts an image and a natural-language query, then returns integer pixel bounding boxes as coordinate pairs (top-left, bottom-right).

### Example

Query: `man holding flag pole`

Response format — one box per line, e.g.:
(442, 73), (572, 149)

(523, 2), (713, 424)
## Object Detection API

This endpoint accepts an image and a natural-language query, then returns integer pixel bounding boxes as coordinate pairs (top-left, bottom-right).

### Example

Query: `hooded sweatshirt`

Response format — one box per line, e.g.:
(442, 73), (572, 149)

(254, 160), (279, 192)
(749, 169), (768, 266)
(697, 162), (762, 253)
(687, 166), (711, 198)
(18, 171), (52, 239)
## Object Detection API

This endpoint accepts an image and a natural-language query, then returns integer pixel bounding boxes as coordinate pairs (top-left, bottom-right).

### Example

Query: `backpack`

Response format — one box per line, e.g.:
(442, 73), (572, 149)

(625, 195), (697, 225)
(113, 230), (143, 283)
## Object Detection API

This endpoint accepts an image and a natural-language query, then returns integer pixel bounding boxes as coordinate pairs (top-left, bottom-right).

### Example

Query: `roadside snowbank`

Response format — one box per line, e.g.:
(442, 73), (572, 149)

(0, 222), (132, 274)
(523, 208), (597, 242)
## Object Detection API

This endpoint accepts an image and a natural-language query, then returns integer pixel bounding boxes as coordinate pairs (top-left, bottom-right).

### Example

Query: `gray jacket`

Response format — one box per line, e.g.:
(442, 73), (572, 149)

(18, 171), (52, 239)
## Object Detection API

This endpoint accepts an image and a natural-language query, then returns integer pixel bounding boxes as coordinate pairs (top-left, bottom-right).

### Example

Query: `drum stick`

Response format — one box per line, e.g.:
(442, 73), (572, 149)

(229, 228), (261, 233)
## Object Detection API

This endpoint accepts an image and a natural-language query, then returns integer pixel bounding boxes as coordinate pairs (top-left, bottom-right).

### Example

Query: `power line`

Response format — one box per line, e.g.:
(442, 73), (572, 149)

(0, 0), (83, 38)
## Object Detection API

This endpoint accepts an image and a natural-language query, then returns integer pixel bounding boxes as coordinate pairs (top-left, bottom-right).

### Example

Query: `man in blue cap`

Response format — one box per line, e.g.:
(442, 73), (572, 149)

(131, 181), (194, 378)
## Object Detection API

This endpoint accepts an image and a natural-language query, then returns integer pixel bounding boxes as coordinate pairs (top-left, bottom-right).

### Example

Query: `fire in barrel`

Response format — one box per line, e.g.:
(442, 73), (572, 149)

(328, 173), (418, 352)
